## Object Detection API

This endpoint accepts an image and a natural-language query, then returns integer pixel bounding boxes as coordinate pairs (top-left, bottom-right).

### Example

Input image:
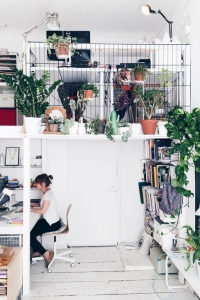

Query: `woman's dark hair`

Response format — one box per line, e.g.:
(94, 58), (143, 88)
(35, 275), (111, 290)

(35, 174), (53, 187)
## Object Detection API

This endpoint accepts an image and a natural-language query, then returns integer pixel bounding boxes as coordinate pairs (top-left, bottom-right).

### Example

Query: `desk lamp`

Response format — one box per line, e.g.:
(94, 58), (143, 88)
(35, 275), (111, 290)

(22, 12), (60, 41)
(141, 5), (173, 41)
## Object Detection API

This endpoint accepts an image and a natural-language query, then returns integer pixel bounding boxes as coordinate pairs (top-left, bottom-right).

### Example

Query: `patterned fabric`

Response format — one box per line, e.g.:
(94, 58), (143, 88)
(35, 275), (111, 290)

(160, 182), (182, 215)
(42, 219), (67, 236)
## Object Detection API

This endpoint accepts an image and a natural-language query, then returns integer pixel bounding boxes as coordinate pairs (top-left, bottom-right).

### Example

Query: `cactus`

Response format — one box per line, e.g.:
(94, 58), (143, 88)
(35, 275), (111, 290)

(109, 111), (120, 135)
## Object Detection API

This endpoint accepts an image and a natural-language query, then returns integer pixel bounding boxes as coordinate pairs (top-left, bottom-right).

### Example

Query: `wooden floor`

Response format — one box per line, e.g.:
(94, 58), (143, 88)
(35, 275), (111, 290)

(23, 244), (197, 300)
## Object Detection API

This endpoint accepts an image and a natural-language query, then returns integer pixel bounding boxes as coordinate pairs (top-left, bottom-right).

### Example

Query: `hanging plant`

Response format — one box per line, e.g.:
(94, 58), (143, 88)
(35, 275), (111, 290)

(166, 106), (200, 197)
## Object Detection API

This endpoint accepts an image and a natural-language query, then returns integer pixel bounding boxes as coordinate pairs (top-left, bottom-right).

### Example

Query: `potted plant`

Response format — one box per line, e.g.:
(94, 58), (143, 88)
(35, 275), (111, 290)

(59, 118), (76, 135)
(179, 225), (200, 272)
(0, 68), (61, 134)
(78, 83), (99, 99)
(45, 33), (77, 59)
(165, 106), (200, 197)
(47, 115), (63, 132)
(134, 86), (165, 134)
(132, 64), (151, 81)
(113, 78), (131, 120)
(118, 120), (130, 135)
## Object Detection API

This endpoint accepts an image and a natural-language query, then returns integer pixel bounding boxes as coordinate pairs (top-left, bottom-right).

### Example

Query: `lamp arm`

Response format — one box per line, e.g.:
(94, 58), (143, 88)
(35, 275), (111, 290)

(22, 12), (52, 40)
(158, 9), (173, 25)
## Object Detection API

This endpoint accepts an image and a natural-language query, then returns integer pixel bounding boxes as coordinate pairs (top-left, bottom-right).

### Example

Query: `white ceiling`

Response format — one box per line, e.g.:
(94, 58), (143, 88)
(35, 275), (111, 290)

(0, 0), (183, 41)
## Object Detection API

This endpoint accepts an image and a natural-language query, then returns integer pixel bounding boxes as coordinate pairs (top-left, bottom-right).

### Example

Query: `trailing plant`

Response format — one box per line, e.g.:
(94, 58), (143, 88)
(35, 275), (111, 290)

(45, 33), (77, 56)
(59, 118), (74, 134)
(179, 225), (200, 271)
(118, 120), (129, 128)
(79, 83), (99, 98)
(134, 86), (165, 120)
(165, 106), (200, 197)
(113, 78), (131, 112)
(105, 121), (115, 142)
(0, 68), (61, 117)
(85, 116), (100, 135)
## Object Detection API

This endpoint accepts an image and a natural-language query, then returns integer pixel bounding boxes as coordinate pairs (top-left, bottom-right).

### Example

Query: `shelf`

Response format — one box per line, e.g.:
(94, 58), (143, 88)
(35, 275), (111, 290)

(0, 166), (41, 168)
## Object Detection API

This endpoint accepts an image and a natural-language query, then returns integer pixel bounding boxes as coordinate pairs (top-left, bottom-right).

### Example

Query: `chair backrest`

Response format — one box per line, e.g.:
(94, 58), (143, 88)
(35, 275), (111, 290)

(65, 203), (72, 234)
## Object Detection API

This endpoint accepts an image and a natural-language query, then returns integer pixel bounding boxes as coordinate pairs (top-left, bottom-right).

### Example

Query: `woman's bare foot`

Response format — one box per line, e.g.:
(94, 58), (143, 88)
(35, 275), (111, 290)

(43, 250), (54, 267)
(31, 251), (41, 258)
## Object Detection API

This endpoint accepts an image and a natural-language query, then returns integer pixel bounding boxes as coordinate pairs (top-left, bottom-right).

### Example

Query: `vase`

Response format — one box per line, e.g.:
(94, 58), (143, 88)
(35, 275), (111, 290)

(24, 117), (41, 134)
(131, 123), (143, 135)
(49, 124), (59, 132)
(118, 127), (129, 135)
(158, 121), (168, 136)
(78, 117), (86, 135)
(68, 122), (78, 135)
(140, 120), (158, 135)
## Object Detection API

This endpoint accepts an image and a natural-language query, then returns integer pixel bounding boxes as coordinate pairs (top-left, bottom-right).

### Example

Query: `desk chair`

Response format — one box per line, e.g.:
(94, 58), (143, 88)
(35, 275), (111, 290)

(32, 204), (75, 273)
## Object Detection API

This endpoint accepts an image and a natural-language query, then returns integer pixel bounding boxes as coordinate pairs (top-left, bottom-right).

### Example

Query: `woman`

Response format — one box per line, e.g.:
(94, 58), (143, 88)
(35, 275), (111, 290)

(30, 173), (61, 266)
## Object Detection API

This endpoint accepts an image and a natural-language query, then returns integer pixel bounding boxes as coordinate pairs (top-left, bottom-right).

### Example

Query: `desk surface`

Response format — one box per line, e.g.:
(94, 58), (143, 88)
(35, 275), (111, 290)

(0, 212), (40, 234)
(165, 249), (200, 297)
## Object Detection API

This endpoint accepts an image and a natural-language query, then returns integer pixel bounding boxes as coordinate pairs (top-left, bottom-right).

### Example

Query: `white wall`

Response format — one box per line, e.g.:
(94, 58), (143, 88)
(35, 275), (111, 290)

(40, 139), (144, 248)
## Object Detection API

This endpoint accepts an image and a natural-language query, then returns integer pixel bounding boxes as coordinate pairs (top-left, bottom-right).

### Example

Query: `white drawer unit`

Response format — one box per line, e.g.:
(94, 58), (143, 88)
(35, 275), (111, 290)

(0, 94), (15, 107)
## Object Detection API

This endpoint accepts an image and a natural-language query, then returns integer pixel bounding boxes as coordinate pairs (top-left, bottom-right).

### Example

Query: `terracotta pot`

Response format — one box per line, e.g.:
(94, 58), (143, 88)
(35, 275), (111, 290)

(84, 90), (93, 98)
(49, 124), (59, 132)
(54, 43), (69, 59)
(140, 119), (158, 135)
(122, 84), (130, 91)
(134, 72), (146, 81)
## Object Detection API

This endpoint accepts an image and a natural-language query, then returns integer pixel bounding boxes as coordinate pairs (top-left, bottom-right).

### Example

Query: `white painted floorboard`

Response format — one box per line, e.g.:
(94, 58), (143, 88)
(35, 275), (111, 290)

(23, 244), (198, 300)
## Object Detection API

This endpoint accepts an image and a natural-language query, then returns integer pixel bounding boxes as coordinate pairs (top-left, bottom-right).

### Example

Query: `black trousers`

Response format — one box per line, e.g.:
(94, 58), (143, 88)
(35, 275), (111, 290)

(30, 218), (61, 255)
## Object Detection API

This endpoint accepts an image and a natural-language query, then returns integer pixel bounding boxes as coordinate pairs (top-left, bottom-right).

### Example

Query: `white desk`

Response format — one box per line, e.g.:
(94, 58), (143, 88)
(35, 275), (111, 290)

(164, 249), (200, 298)
(0, 211), (41, 234)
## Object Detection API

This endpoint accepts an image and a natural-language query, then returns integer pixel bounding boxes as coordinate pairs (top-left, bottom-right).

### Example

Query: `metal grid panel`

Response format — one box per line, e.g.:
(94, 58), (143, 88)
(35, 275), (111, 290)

(25, 42), (191, 122)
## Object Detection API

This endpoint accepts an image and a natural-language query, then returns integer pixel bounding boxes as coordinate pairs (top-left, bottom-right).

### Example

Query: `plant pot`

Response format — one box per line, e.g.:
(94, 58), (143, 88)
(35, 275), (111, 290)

(122, 84), (130, 91)
(24, 117), (41, 134)
(134, 72), (146, 81)
(68, 122), (78, 135)
(140, 120), (158, 135)
(49, 124), (59, 132)
(131, 123), (143, 135)
(84, 90), (93, 99)
(118, 127), (129, 135)
(158, 121), (168, 136)
(98, 122), (105, 134)
(55, 43), (69, 59)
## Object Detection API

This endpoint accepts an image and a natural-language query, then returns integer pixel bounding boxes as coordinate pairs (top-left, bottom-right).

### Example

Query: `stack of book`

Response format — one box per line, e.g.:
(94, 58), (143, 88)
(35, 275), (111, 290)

(9, 219), (23, 226)
(0, 271), (7, 295)
(6, 180), (20, 188)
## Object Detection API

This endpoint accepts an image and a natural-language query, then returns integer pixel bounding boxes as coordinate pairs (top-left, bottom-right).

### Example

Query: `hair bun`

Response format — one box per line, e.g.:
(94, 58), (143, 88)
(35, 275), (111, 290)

(49, 175), (53, 180)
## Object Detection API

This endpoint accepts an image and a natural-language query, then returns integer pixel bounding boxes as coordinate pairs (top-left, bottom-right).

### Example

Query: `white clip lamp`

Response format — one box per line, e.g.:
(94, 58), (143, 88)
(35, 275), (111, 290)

(22, 11), (60, 41)
(141, 5), (173, 41)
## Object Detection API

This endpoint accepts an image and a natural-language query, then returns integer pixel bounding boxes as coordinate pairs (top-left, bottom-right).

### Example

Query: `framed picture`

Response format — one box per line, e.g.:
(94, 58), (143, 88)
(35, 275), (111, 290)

(5, 147), (20, 166)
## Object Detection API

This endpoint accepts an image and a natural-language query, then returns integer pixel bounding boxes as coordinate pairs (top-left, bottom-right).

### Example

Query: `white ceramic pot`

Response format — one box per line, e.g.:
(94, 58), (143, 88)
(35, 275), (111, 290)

(68, 122), (78, 135)
(78, 123), (86, 135)
(118, 127), (129, 135)
(24, 117), (41, 134)
(158, 121), (168, 136)
(131, 123), (143, 135)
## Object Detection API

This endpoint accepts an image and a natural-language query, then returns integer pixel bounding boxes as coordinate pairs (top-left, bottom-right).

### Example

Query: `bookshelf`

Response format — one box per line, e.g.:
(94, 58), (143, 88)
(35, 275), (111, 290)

(0, 247), (22, 300)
